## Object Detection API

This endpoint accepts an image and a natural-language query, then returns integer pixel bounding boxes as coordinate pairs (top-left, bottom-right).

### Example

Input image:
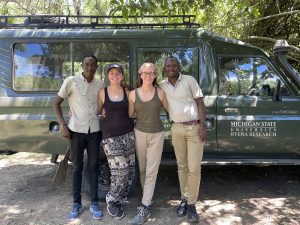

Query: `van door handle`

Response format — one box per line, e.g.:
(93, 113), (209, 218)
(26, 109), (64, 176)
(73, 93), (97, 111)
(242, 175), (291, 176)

(225, 108), (239, 113)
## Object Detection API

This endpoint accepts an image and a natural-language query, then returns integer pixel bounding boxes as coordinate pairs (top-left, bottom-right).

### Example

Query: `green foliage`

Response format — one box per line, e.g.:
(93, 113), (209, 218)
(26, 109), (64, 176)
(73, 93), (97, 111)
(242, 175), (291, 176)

(0, 0), (66, 15)
(0, 0), (299, 70)
(138, 48), (197, 83)
(241, 0), (300, 71)
(14, 75), (62, 91)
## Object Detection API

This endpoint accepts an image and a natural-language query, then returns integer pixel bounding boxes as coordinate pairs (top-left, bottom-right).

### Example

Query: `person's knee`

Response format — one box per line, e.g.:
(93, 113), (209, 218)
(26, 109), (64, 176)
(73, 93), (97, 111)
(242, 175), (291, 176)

(73, 163), (83, 173)
(139, 168), (146, 177)
(87, 161), (99, 172)
(177, 162), (188, 172)
(188, 164), (201, 175)
(144, 172), (158, 185)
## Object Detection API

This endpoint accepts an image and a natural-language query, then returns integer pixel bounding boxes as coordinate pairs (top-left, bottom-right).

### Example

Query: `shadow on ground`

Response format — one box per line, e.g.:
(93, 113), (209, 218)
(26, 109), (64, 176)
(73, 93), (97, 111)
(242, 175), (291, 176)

(0, 153), (299, 225)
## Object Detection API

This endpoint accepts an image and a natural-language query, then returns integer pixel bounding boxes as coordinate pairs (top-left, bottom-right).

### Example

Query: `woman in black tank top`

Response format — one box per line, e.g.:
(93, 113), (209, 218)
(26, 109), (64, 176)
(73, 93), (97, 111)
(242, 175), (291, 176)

(128, 63), (168, 224)
(97, 63), (135, 220)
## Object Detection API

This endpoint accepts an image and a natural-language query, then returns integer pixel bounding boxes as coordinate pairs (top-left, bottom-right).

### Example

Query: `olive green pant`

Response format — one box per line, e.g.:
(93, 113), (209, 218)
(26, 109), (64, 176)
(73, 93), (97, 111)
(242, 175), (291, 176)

(171, 123), (204, 204)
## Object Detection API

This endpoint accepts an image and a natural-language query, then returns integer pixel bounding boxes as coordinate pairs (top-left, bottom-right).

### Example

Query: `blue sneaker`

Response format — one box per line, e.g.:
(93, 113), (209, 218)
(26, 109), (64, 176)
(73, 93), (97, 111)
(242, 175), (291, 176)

(90, 202), (103, 220)
(68, 203), (83, 221)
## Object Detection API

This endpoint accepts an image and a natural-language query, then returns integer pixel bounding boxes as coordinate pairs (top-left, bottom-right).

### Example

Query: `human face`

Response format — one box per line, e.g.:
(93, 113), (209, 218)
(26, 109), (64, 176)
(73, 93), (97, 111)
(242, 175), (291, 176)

(81, 57), (98, 80)
(164, 58), (180, 78)
(108, 68), (123, 85)
(140, 66), (157, 86)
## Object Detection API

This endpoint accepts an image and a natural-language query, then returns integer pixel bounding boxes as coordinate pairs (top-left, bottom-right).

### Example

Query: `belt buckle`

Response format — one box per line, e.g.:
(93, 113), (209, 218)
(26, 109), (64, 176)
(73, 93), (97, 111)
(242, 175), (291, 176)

(189, 120), (196, 125)
(174, 120), (199, 125)
(187, 120), (199, 125)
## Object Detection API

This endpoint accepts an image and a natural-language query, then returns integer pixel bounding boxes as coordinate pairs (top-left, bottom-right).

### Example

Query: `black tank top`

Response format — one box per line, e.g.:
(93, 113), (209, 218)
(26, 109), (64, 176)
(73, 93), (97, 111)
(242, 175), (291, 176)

(101, 87), (133, 139)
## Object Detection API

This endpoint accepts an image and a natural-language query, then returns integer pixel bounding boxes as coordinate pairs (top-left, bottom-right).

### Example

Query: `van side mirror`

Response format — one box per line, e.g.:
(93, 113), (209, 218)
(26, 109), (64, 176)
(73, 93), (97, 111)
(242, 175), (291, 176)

(272, 79), (282, 101)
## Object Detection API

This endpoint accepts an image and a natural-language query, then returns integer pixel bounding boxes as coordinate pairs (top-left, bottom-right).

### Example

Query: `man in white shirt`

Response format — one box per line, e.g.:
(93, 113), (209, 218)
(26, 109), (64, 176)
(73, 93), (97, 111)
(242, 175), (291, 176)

(53, 54), (104, 221)
(160, 56), (206, 223)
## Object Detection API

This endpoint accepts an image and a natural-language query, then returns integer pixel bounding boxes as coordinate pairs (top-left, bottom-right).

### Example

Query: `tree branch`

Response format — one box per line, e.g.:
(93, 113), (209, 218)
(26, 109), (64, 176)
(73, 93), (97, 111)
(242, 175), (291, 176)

(289, 56), (300, 63)
(212, 10), (300, 29)
(243, 36), (300, 53)
(3, 0), (35, 14)
(244, 36), (277, 43)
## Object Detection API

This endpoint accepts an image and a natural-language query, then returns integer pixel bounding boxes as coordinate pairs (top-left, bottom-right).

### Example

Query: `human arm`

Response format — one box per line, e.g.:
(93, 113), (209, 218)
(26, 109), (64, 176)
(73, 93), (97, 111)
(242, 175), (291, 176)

(158, 88), (168, 112)
(53, 95), (71, 139)
(97, 88), (105, 116)
(128, 90), (136, 118)
(195, 97), (207, 142)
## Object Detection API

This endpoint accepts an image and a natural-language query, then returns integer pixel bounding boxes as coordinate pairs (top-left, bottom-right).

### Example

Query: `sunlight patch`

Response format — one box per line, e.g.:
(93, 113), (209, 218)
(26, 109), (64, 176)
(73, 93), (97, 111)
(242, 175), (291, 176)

(249, 197), (286, 208)
(201, 200), (237, 215)
(6, 205), (21, 214)
(0, 153), (53, 168)
(215, 216), (242, 225)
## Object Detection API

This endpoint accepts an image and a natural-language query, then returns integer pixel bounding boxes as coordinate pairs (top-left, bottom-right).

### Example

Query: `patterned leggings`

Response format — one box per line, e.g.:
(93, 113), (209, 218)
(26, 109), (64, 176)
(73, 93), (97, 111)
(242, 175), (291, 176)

(102, 131), (135, 204)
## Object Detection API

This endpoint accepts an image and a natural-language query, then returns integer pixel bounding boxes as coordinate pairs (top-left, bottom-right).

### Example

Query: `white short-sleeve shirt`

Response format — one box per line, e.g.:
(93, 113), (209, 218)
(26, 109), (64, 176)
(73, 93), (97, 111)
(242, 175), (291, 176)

(58, 74), (103, 133)
(160, 74), (203, 122)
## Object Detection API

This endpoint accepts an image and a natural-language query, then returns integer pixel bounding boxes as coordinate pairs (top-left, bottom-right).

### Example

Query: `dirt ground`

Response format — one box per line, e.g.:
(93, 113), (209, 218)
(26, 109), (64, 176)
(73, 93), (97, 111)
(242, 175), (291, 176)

(0, 152), (300, 225)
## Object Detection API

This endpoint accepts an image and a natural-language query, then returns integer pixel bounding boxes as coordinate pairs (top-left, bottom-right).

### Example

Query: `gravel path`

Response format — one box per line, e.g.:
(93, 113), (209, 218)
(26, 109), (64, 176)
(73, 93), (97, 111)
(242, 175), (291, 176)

(0, 152), (300, 225)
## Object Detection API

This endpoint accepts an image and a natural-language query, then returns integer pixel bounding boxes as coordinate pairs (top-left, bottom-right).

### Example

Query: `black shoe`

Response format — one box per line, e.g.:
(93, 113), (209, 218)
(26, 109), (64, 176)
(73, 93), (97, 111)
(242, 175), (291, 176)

(107, 201), (119, 217)
(176, 199), (187, 217)
(187, 204), (199, 223)
(114, 203), (124, 220)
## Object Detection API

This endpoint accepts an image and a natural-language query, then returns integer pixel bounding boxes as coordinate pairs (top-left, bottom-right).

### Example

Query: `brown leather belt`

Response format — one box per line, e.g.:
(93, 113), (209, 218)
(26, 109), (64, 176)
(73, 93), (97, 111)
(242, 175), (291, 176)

(174, 120), (200, 125)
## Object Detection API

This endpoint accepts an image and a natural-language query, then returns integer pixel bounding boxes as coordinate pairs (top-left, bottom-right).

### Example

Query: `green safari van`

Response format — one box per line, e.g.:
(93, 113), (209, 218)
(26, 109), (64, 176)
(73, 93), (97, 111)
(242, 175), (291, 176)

(0, 15), (300, 167)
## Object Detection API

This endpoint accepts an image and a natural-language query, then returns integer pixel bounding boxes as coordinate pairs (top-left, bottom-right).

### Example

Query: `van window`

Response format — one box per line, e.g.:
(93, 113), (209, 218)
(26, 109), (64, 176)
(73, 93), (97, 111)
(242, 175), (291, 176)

(137, 48), (198, 83)
(13, 42), (129, 92)
(219, 56), (290, 96)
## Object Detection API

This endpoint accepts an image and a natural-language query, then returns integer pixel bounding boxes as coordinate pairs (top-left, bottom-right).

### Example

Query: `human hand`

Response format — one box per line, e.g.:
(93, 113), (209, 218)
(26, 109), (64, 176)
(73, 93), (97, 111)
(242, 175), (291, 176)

(101, 108), (106, 118)
(199, 124), (206, 142)
(61, 124), (71, 139)
(68, 110), (72, 118)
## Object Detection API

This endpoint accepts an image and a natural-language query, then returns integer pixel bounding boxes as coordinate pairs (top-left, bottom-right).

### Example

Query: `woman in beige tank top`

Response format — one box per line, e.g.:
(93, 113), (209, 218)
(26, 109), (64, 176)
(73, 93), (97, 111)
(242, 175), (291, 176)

(128, 63), (168, 225)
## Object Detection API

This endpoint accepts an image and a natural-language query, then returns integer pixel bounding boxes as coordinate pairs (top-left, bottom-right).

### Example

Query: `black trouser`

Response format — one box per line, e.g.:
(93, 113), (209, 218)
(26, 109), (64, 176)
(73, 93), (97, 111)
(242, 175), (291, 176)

(70, 130), (101, 204)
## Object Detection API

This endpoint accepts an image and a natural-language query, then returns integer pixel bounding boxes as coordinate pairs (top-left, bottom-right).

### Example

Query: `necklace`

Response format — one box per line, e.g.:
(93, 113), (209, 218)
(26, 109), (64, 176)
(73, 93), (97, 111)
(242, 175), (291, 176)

(108, 86), (123, 101)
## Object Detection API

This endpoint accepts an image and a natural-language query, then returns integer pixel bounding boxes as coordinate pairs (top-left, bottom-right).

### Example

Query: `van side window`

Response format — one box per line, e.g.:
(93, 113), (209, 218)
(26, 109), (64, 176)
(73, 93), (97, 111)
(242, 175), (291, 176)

(137, 48), (198, 84)
(219, 56), (290, 96)
(13, 42), (129, 92)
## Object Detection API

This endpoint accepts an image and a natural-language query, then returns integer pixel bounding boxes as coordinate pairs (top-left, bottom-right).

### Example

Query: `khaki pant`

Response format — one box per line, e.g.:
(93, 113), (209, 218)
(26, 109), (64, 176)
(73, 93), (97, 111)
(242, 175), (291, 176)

(134, 128), (165, 206)
(171, 123), (204, 204)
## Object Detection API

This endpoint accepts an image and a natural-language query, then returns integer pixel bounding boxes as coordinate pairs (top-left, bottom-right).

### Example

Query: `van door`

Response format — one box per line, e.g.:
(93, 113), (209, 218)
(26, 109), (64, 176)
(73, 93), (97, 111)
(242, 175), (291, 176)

(134, 42), (218, 160)
(217, 56), (300, 160)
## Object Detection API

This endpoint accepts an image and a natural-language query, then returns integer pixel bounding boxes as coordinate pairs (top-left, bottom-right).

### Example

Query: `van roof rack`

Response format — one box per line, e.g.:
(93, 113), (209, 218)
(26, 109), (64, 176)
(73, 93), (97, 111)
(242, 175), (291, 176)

(0, 15), (200, 29)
